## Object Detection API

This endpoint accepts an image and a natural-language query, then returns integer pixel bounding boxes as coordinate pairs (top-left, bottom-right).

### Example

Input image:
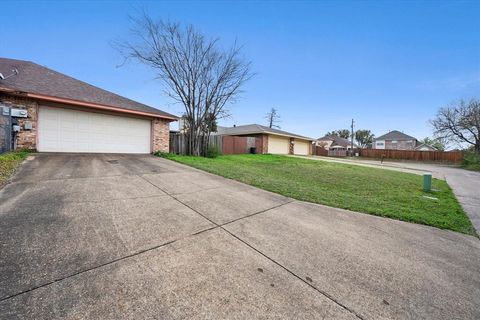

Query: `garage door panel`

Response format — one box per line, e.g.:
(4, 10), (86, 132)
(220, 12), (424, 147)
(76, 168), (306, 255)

(268, 136), (290, 154)
(39, 106), (151, 154)
(294, 140), (310, 155)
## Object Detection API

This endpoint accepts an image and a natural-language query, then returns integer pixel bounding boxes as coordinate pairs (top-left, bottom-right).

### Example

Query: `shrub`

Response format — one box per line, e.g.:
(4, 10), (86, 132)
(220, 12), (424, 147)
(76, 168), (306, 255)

(463, 150), (480, 171)
(154, 151), (175, 159)
(0, 150), (29, 187)
(206, 145), (221, 158)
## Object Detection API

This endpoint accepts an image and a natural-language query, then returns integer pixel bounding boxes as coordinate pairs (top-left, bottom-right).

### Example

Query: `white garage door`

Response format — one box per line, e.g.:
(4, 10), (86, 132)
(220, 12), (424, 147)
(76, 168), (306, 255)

(294, 140), (310, 155)
(38, 106), (151, 153)
(268, 135), (290, 154)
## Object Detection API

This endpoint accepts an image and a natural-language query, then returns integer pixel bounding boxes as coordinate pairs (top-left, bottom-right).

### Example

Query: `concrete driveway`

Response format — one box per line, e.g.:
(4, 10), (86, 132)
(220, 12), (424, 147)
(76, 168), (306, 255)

(0, 154), (479, 319)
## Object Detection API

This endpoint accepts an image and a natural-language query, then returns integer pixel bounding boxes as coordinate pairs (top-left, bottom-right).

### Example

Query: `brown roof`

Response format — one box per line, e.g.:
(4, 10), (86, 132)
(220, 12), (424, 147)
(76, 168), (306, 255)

(0, 57), (176, 120)
(375, 130), (416, 141)
(214, 124), (313, 141)
(317, 135), (357, 148)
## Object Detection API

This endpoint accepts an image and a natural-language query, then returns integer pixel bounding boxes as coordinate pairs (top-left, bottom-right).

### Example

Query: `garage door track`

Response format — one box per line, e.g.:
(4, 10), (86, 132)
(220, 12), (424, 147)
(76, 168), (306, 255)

(0, 154), (479, 319)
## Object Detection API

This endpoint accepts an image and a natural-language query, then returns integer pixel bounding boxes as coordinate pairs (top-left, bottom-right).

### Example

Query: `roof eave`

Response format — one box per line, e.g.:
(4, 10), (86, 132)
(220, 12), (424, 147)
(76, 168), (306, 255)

(222, 130), (313, 141)
(0, 86), (178, 121)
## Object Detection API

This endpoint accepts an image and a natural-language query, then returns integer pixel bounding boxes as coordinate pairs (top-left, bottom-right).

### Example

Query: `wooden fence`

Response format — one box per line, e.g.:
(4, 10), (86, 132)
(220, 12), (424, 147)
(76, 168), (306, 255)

(169, 133), (223, 155)
(313, 146), (328, 156)
(169, 133), (261, 155)
(359, 149), (464, 163)
(312, 146), (464, 163)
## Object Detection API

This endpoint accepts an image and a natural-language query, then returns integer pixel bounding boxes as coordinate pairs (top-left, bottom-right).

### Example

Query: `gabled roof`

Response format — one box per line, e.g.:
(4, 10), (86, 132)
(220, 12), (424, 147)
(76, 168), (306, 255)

(215, 124), (313, 141)
(317, 135), (357, 147)
(0, 57), (176, 120)
(375, 130), (416, 141)
(415, 143), (437, 151)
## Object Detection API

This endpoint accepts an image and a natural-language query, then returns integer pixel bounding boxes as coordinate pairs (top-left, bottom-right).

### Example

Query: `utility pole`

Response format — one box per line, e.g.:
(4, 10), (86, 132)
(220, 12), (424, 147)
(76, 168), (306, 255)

(350, 118), (355, 157)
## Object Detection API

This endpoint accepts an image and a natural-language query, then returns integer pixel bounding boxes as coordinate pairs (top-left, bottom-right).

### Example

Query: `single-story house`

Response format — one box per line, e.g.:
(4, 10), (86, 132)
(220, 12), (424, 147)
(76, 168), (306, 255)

(315, 135), (357, 150)
(214, 124), (314, 155)
(415, 143), (438, 151)
(373, 130), (418, 150)
(0, 57), (176, 153)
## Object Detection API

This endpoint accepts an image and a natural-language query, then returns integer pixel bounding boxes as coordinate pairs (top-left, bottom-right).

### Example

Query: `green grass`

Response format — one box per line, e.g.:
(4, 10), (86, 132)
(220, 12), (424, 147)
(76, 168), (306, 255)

(0, 150), (29, 187)
(463, 151), (480, 171)
(161, 153), (476, 236)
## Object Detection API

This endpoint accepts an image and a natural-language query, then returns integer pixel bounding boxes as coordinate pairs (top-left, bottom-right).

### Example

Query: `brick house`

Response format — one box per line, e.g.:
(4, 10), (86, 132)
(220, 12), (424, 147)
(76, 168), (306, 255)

(373, 130), (418, 150)
(213, 124), (314, 155)
(315, 135), (357, 150)
(0, 57), (176, 153)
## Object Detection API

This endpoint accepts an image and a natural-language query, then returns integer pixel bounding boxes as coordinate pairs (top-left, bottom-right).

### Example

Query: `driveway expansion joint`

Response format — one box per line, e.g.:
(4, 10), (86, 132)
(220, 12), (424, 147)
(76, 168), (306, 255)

(138, 173), (365, 320)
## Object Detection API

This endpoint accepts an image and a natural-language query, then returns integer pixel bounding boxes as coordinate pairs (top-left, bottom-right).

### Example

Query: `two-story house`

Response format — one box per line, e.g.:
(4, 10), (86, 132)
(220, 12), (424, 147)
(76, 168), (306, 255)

(373, 130), (418, 150)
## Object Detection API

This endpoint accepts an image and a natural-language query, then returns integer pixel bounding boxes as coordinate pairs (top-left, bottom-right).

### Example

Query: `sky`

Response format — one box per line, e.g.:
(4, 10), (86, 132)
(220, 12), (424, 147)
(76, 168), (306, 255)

(1, 0), (479, 140)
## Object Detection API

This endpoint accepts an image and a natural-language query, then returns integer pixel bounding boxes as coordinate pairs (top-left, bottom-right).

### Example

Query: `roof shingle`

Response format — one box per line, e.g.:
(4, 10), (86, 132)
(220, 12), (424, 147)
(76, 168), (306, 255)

(215, 124), (313, 140)
(0, 57), (176, 119)
(375, 130), (416, 141)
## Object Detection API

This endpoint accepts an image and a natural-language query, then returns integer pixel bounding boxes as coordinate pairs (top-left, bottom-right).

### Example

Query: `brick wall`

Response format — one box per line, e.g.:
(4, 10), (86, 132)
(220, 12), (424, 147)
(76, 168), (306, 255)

(0, 94), (38, 150)
(152, 118), (170, 153)
(384, 140), (417, 150)
(262, 134), (269, 154)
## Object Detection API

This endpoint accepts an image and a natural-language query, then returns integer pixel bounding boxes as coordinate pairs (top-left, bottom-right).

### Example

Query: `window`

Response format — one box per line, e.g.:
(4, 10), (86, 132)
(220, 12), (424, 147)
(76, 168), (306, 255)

(376, 142), (384, 146)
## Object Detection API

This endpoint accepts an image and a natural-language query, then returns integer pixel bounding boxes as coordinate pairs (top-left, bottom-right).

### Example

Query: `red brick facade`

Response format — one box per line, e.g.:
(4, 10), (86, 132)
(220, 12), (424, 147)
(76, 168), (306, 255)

(384, 140), (417, 150)
(0, 94), (38, 150)
(261, 134), (269, 153)
(152, 118), (170, 153)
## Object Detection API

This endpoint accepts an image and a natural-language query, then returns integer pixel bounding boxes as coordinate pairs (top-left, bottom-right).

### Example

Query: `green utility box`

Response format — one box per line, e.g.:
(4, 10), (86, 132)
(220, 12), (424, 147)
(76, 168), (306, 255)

(423, 173), (432, 192)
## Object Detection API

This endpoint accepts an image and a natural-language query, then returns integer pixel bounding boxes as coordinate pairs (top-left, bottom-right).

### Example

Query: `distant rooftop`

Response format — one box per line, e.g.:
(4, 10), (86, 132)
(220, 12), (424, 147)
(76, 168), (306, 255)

(375, 130), (417, 141)
(317, 135), (357, 147)
(214, 124), (313, 140)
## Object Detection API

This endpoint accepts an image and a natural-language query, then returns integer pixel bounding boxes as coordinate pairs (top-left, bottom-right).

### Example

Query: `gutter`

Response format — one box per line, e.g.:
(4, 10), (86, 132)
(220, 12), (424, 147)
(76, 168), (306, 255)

(0, 86), (178, 121)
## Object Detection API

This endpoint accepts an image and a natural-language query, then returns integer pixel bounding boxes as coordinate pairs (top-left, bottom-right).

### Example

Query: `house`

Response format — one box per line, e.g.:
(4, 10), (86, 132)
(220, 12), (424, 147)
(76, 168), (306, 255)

(415, 143), (438, 151)
(0, 57), (176, 154)
(214, 124), (314, 155)
(373, 130), (418, 150)
(315, 135), (357, 150)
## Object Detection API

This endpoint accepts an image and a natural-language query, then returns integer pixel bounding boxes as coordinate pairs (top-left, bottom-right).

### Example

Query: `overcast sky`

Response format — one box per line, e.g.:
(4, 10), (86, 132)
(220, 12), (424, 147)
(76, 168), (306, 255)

(1, 0), (479, 140)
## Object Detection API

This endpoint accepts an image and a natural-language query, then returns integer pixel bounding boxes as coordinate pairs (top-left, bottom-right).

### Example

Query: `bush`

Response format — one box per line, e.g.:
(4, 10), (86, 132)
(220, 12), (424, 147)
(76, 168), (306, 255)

(206, 145), (221, 158)
(153, 151), (175, 159)
(0, 150), (29, 187)
(463, 150), (480, 171)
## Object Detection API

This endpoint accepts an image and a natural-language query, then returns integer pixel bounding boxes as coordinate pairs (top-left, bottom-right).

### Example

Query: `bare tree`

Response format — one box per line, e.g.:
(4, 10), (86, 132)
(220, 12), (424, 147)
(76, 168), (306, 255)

(265, 107), (280, 129)
(430, 99), (480, 153)
(115, 13), (252, 155)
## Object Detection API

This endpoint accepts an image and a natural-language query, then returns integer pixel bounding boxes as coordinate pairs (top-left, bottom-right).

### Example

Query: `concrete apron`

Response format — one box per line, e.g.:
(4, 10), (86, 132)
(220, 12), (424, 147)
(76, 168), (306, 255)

(0, 154), (479, 319)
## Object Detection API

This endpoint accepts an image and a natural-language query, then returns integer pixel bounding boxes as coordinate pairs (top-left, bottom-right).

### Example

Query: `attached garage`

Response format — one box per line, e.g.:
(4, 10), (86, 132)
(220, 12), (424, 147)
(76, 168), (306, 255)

(38, 106), (151, 153)
(294, 140), (310, 155)
(214, 124), (313, 155)
(268, 135), (290, 154)
(0, 57), (177, 153)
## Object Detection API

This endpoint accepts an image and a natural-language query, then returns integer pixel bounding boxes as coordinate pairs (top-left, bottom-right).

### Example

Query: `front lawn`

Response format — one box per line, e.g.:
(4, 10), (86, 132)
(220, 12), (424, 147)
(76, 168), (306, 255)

(0, 150), (29, 188)
(162, 154), (476, 236)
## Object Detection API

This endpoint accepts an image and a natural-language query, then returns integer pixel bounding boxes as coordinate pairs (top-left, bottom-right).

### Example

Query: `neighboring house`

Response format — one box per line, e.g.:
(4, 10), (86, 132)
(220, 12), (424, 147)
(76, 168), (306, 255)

(214, 124), (314, 155)
(415, 143), (438, 151)
(373, 130), (418, 150)
(0, 57), (176, 154)
(315, 135), (357, 150)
